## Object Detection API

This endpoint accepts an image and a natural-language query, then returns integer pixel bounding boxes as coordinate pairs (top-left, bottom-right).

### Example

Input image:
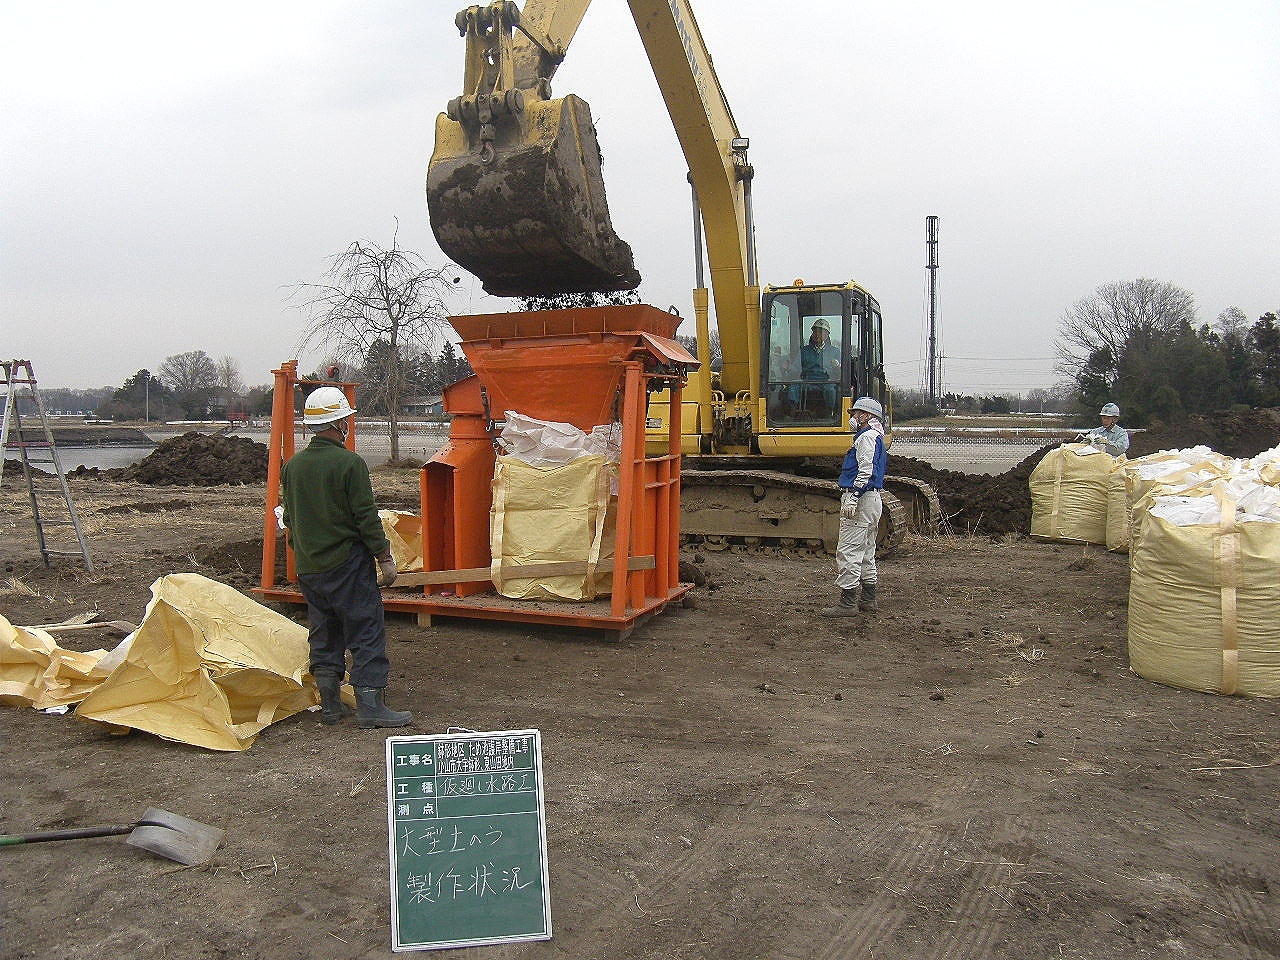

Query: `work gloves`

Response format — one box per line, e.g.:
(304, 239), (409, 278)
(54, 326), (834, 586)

(377, 556), (398, 588)
(840, 491), (859, 520)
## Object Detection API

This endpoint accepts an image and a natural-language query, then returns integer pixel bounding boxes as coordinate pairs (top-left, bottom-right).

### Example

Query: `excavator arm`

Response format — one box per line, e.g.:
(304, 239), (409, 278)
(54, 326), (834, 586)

(427, 0), (758, 402)
(427, 1), (637, 297)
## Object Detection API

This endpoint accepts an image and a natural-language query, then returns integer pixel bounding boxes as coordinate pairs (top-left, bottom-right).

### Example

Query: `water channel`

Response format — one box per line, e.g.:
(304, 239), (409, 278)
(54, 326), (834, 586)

(49, 427), (450, 472)
(49, 428), (1049, 476)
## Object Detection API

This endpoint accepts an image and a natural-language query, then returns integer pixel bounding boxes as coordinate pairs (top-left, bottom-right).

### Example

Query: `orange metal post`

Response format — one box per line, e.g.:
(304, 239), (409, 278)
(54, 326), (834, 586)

(608, 360), (635, 618)
(260, 360), (297, 592)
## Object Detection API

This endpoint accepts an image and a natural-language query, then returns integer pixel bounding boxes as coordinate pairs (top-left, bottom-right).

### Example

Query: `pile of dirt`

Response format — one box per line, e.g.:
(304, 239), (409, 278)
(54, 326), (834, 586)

(1129, 407), (1280, 458)
(889, 443), (1058, 538)
(1, 459), (53, 484)
(69, 432), (269, 486)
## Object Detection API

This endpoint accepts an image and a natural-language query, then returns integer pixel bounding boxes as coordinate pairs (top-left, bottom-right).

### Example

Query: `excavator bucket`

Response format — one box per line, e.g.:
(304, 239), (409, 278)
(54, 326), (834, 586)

(427, 93), (641, 299)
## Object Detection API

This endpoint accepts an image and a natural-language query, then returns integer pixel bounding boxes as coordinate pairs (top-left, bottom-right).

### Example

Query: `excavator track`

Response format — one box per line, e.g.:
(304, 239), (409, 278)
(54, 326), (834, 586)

(679, 470), (910, 558)
(883, 474), (943, 534)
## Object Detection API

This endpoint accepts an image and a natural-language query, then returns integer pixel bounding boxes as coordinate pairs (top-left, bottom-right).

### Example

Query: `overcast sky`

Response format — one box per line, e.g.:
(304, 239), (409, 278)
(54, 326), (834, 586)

(3, 1), (1277, 396)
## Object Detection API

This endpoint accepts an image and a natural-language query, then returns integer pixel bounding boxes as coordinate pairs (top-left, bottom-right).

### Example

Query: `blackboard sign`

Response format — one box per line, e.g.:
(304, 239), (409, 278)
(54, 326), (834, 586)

(385, 730), (551, 952)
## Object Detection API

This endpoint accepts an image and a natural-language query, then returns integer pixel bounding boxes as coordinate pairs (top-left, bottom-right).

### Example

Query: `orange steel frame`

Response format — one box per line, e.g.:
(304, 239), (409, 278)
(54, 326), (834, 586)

(256, 306), (696, 637)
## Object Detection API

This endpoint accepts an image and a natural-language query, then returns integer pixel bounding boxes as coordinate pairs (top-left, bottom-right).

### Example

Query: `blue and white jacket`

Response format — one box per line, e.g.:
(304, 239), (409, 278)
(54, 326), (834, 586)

(838, 425), (887, 494)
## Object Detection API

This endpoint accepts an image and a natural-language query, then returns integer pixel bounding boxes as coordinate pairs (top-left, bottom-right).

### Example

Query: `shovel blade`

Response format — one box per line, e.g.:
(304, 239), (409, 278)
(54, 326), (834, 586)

(427, 93), (640, 298)
(125, 807), (224, 866)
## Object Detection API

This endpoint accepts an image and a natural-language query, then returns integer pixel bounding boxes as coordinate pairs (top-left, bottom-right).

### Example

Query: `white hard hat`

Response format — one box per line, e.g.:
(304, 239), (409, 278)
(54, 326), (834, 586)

(851, 396), (884, 419)
(811, 317), (831, 331)
(304, 386), (356, 425)
(1100, 402), (1120, 417)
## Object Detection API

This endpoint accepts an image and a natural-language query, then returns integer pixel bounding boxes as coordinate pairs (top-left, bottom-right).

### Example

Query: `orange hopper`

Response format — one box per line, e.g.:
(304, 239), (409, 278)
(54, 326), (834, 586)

(256, 305), (698, 639)
(415, 304), (698, 636)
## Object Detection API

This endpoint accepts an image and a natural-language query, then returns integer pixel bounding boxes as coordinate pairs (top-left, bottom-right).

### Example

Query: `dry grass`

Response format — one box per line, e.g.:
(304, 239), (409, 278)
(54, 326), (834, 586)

(3, 576), (41, 597)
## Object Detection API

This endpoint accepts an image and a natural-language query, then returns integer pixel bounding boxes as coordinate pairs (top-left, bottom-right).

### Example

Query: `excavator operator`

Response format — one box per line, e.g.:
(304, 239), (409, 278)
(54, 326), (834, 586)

(795, 317), (840, 411)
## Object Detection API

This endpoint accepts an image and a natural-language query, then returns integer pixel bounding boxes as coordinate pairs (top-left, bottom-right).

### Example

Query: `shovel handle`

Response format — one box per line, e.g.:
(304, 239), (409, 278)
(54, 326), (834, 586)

(0, 824), (136, 846)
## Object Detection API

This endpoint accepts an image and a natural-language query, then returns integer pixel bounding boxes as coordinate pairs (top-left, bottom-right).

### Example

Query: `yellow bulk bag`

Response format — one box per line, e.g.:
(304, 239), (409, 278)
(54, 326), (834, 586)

(1125, 447), (1233, 506)
(76, 573), (316, 750)
(1104, 471), (1131, 554)
(490, 454), (610, 601)
(1125, 448), (1235, 546)
(1029, 443), (1120, 545)
(0, 615), (116, 709)
(1128, 493), (1280, 697)
(380, 509), (423, 572)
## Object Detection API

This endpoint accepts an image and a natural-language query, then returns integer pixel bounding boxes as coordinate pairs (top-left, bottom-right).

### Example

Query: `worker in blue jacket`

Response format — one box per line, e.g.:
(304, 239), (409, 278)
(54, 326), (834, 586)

(1085, 402), (1130, 456)
(824, 396), (887, 616)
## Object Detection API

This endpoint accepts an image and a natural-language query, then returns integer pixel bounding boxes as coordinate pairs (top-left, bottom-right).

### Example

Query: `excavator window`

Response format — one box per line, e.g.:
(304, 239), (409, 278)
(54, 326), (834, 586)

(762, 289), (850, 426)
(862, 300), (885, 401)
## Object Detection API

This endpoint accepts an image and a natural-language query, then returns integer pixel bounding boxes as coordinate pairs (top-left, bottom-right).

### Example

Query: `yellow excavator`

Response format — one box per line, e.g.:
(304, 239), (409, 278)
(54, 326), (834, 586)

(426, 0), (940, 553)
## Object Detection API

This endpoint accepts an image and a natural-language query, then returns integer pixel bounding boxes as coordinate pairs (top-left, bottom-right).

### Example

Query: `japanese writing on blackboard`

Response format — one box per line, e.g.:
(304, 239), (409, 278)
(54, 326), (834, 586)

(386, 730), (551, 952)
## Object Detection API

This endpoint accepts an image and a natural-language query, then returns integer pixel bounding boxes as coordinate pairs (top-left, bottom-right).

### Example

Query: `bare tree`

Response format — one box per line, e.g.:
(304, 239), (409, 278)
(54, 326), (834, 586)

(216, 355), (245, 395)
(158, 350), (219, 418)
(294, 231), (460, 461)
(1055, 278), (1197, 381)
(1214, 305), (1250, 342)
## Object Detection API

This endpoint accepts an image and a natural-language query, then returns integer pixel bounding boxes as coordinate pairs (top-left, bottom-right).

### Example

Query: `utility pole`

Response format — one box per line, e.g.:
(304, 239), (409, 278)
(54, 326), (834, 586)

(925, 216), (941, 407)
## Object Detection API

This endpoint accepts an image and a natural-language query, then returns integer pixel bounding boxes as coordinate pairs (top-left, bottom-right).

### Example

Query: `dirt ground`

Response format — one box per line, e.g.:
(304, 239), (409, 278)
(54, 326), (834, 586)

(3, 445), (1280, 959)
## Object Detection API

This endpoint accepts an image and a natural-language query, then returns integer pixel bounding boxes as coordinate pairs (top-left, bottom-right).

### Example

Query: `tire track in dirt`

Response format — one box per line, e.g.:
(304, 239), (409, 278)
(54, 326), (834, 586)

(798, 776), (1031, 960)
(1210, 867), (1280, 958)
(557, 771), (809, 956)
(815, 826), (947, 959)
(922, 820), (1029, 960)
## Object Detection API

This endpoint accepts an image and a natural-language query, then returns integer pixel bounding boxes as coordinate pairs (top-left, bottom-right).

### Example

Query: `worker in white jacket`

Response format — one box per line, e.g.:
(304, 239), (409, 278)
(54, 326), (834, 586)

(823, 396), (888, 617)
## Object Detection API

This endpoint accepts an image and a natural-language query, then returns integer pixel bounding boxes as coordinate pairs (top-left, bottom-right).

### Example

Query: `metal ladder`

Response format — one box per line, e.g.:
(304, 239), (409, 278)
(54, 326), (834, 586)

(0, 359), (94, 571)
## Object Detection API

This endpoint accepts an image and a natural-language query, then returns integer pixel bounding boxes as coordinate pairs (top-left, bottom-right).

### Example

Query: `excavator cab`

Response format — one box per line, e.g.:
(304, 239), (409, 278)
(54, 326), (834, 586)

(761, 282), (886, 428)
(426, 2), (640, 298)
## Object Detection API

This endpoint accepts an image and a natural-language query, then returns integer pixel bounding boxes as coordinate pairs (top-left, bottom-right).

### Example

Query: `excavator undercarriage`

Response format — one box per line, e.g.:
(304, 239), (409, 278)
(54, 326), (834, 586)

(681, 470), (939, 558)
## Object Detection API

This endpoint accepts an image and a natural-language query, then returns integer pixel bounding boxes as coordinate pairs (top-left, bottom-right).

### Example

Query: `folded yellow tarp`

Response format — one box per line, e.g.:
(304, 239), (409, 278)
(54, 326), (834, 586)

(76, 573), (317, 750)
(0, 615), (116, 710)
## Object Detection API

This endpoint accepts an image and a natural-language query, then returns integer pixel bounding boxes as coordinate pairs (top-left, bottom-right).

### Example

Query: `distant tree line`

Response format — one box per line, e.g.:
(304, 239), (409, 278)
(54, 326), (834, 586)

(92, 352), (261, 421)
(341, 339), (473, 416)
(892, 383), (1077, 422)
(80, 339), (474, 425)
(1056, 279), (1279, 426)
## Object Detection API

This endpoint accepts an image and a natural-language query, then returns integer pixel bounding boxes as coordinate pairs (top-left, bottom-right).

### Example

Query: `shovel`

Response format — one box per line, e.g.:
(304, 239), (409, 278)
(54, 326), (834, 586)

(0, 807), (224, 866)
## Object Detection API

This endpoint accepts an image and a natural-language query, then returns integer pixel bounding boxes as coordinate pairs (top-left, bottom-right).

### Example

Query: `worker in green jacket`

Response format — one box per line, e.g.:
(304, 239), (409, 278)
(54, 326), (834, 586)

(281, 386), (412, 729)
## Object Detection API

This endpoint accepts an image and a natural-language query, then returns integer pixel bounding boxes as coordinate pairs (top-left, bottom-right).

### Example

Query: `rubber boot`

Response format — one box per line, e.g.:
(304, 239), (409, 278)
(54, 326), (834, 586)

(822, 587), (861, 618)
(355, 687), (413, 729)
(314, 672), (352, 725)
(858, 582), (879, 613)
